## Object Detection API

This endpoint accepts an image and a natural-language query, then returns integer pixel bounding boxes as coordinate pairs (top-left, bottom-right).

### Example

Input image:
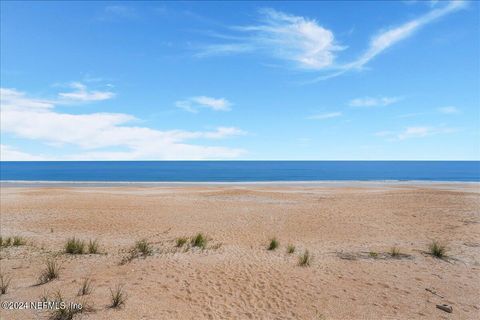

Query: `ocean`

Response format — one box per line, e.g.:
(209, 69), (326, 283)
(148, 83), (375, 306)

(0, 161), (479, 182)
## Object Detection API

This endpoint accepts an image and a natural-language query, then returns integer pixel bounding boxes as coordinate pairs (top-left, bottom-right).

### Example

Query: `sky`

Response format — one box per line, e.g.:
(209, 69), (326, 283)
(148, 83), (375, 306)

(1, 0), (479, 160)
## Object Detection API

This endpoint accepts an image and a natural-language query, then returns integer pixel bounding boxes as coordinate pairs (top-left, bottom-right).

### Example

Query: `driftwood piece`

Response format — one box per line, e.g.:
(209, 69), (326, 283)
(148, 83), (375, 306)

(425, 288), (444, 298)
(436, 304), (453, 313)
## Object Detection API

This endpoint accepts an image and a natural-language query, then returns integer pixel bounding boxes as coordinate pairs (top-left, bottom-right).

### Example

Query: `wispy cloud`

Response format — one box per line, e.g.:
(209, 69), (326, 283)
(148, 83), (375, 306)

(58, 82), (115, 102)
(374, 130), (395, 137)
(199, 2), (465, 80)
(1, 88), (246, 160)
(398, 127), (433, 139)
(176, 96), (232, 113)
(0, 144), (49, 161)
(375, 126), (457, 140)
(438, 106), (460, 114)
(195, 44), (255, 58)
(308, 111), (342, 120)
(349, 96), (401, 107)
(0, 88), (53, 109)
(197, 8), (344, 70)
(347, 1), (465, 70)
(101, 5), (139, 20)
(396, 112), (426, 118)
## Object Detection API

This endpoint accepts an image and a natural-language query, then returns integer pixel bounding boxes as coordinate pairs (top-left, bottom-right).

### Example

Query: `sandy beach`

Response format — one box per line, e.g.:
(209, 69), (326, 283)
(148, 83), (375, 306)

(0, 182), (479, 319)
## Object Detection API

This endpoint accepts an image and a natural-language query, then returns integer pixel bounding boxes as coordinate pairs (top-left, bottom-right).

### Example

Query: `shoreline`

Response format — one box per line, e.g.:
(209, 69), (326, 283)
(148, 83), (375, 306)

(1, 179), (479, 188)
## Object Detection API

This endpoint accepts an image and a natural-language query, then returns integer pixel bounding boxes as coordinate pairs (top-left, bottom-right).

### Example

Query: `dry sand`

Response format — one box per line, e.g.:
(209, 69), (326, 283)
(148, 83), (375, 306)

(0, 183), (479, 319)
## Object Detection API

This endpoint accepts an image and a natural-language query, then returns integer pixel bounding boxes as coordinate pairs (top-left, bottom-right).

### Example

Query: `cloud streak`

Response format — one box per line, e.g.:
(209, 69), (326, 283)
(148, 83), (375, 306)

(375, 126), (457, 140)
(316, 0), (466, 80)
(438, 106), (460, 114)
(176, 96), (232, 113)
(308, 111), (342, 120)
(58, 82), (115, 102)
(347, 0), (466, 70)
(349, 96), (401, 107)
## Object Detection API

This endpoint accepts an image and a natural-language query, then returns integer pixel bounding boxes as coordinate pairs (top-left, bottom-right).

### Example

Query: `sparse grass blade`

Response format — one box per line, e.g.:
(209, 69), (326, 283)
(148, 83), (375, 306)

(298, 250), (311, 267)
(78, 278), (93, 296)
(120, 239), (153, 264)
(12, 236), (26, 246)
(0, 273), (12, 294)
(38, 258), (60, 284)
(109, 285), (126, 309)
(175, 237), (188, 248)
(429, 241), (446, 259)
(1, 237), (12, 247)
(267, 238), (279, 251)
(135, 239), (152, 256)
(190, 233), (207, 249)
(287, 244), (295, 254)
(88, 239), (99, 254)
(49, 291), (84, 320)
(390, 246), (401, 257)
(65, 237), (85, 254)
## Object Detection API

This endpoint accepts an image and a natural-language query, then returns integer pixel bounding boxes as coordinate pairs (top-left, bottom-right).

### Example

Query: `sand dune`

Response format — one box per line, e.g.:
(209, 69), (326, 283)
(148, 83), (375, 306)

(0, 183), (479, 319)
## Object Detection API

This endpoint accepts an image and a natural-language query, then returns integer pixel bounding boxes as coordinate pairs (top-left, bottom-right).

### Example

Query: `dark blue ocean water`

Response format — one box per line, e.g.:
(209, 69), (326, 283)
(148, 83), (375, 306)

(0, 161), (479, 182)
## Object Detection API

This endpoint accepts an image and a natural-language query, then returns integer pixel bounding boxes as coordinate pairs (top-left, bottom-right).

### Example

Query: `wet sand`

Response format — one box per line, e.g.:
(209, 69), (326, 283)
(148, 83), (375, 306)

(0, 183), (479, 319)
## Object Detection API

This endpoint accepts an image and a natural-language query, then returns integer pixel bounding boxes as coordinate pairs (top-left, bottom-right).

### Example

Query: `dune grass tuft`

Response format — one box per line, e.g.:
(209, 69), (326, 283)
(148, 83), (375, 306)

(175, 237), (188, 248)
(65, 238), (85, 254)
(1, 237), (9, 247)
(429, 241), (447, 259)
(87, 240), (99, 254)
(135, 239), (152, 256)
(2, 237), (12, 247)
(287, 244), (295, 254)
(368, 251), (378, 258)
(120, 239), (153, 264)
(267, 238), (279, 251)
(12, 236), (26, 246)
(1, 236), (26, 248)
(49, 291), (84, 320)
(190, 233), (207, 249)
(390, 246), (401, 257)
(0, 273), (12, 295)
(38, 259), (60, 284)
(109, 285), (127, 309)
(78, 278), (93, 296)
(40, 290), (49, 303)
(298, 250), (311, 267)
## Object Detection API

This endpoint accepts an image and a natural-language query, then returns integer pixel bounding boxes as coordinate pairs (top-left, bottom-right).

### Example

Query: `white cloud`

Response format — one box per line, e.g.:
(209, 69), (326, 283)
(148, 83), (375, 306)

(308, 112), (342, 120)
(198, 8), (343, 70)
(374, 130), (394, 137)
(375, 126), (457, 140)
(438, 106), (460, 114)
(0, 88), (53, 109)
(398, 127), (432, 140)
(396, 112), (426, 118)
(100, 6), (139, 20)
(1, 88), (246, 160)
(0, 144), (49, 161)
(345, 0), (466, 71)
(58, 82), (115, 102)
(199, 2), (465, 80)
(302, 1), (466, 81)
(195, 44), (255, 58)
(349, 96), (401, 107)
(176, 96), (232, 112)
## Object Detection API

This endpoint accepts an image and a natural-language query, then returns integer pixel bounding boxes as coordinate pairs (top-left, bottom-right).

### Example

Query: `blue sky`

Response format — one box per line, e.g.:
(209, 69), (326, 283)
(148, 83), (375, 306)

(1, 0), (479, 160)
